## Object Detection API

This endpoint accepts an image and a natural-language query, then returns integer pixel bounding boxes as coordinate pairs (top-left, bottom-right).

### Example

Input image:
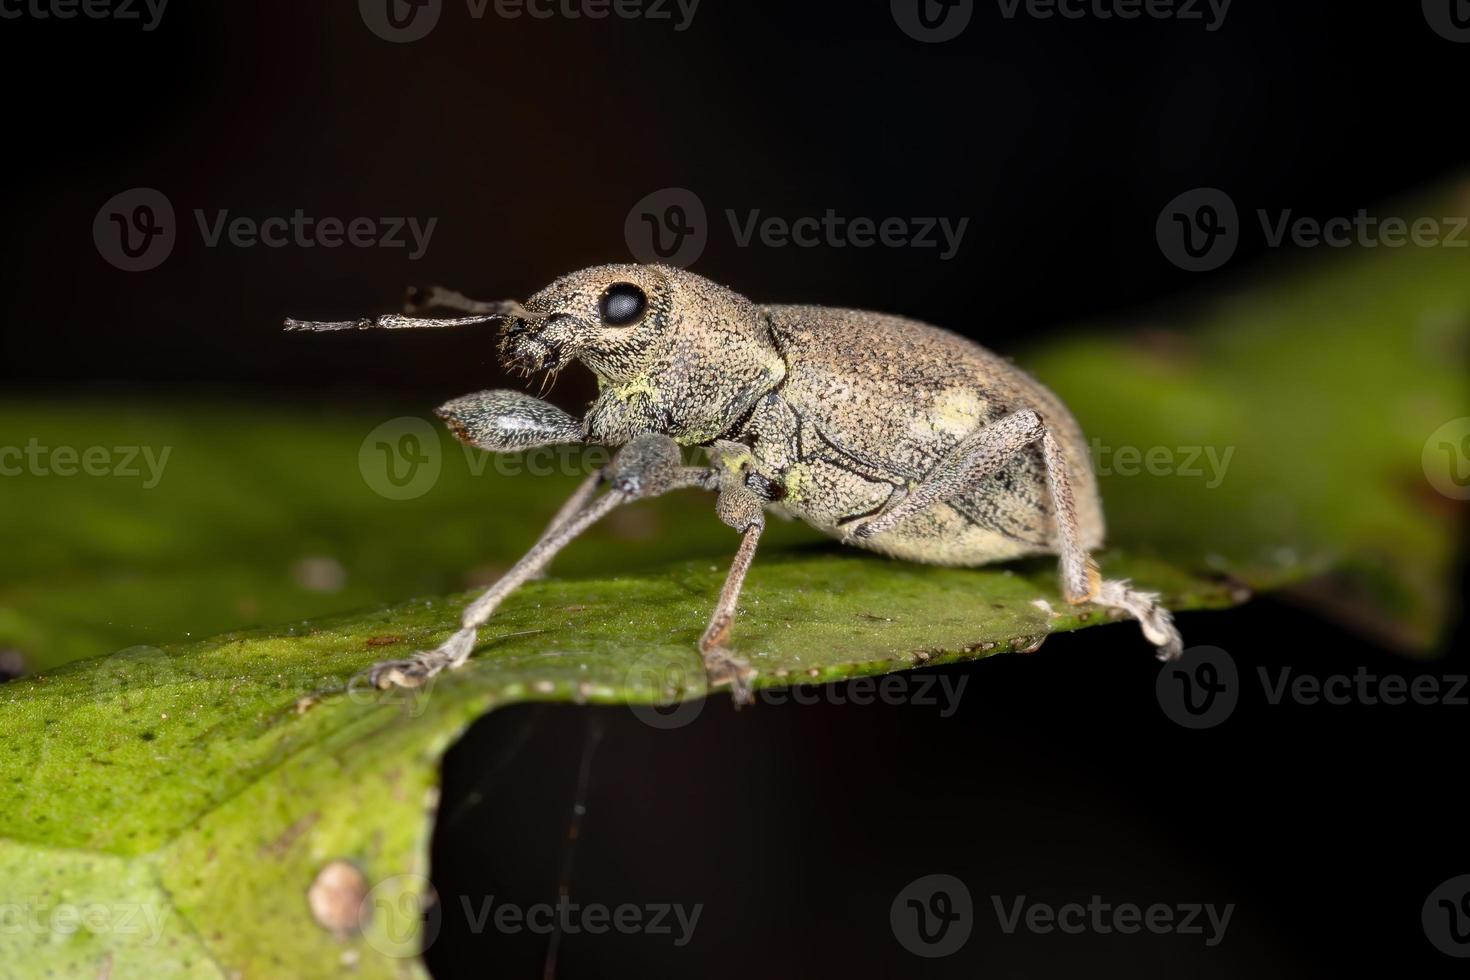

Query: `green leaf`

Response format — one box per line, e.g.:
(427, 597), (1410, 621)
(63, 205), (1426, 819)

(2, 181), (1465, 977)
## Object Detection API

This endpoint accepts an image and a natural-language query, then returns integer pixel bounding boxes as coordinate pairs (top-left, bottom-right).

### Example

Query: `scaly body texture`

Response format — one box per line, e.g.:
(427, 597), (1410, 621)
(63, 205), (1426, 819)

(286, 264), (1177, 698)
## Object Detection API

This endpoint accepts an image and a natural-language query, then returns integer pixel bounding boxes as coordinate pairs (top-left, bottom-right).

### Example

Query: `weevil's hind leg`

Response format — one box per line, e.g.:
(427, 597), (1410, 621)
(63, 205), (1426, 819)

(1038, 428), (1183, 661)
(368, 436), (715, 690)
(849, 410), (1182, 660)
(848, 410), (1044, 540)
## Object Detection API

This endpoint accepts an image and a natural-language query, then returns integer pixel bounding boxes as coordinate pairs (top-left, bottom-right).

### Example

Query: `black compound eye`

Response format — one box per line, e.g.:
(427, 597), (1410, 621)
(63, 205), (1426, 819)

(598, 282), (648, 326)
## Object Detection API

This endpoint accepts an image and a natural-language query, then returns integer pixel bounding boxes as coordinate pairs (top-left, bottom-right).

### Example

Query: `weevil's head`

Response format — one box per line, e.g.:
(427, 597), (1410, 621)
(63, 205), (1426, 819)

(499, 264), (786, 443)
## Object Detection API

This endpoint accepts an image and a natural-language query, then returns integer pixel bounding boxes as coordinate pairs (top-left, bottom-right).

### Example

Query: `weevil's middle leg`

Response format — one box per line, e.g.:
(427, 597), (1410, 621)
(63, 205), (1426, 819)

(693, 462), (771, 704)
(369, 436), (714, 690)
(698, 523), (764, 704)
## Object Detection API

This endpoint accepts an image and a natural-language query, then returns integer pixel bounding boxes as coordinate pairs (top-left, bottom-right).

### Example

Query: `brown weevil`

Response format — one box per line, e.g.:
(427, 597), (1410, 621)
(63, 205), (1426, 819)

(286, 265), (1182, 700)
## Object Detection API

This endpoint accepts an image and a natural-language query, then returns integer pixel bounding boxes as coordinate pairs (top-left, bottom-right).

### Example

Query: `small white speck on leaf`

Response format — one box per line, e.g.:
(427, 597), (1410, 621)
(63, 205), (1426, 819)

(308, 860), (369, 939)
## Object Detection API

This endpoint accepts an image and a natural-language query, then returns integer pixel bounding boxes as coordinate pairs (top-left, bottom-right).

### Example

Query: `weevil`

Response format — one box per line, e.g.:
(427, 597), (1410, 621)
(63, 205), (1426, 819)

(286, 265), (1182, 700)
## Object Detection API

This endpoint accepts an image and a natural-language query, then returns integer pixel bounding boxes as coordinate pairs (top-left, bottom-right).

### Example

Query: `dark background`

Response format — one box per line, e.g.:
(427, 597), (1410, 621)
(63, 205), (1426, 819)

(2, 0), (1467, 977)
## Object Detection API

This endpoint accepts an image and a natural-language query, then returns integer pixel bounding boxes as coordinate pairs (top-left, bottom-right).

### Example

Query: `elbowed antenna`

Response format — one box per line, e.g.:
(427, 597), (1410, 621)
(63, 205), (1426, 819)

(283, 289), (526, 332)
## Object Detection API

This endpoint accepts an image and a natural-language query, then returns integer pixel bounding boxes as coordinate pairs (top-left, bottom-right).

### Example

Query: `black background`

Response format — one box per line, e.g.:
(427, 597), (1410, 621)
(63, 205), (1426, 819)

(2, 1), (1467, 977)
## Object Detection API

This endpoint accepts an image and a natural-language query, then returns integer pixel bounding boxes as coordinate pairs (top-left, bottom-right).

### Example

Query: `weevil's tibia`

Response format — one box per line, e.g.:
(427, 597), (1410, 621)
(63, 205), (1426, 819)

(692, 456), (771, 703)
(697, 524), (763, 704)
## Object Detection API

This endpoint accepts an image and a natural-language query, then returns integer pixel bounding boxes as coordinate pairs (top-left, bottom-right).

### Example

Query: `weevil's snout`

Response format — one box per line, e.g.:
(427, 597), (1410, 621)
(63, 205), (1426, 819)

(496, 312), (577, 377)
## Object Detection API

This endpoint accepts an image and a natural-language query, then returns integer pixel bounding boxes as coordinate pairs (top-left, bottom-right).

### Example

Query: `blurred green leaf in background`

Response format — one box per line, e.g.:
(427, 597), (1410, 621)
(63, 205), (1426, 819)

(0, 182), (1465, 978)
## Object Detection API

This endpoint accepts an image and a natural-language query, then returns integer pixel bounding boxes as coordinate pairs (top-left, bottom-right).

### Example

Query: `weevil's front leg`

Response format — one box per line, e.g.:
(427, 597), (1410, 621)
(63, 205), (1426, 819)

(436, 389), (584, 453)
(369, 435), (715, 690)
(849, 410), (1183, 661)
(436, 389), (602, 534)
(697, 477), (768, 704)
